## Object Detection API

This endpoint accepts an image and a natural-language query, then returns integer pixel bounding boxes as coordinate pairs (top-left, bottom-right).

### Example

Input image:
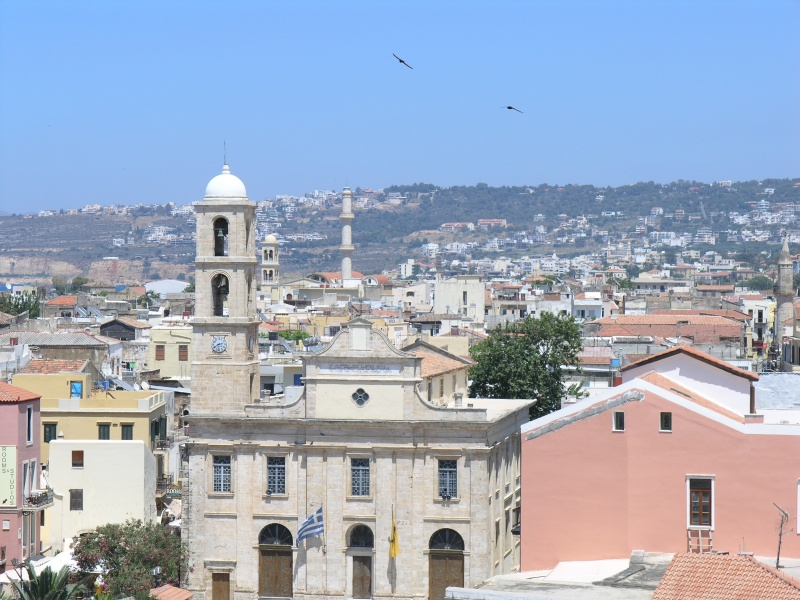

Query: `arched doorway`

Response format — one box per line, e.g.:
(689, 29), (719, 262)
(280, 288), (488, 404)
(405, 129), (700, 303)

(428, 528), (464, 600)
(258, 524), (293, 598)
(348, 524), (374, 599)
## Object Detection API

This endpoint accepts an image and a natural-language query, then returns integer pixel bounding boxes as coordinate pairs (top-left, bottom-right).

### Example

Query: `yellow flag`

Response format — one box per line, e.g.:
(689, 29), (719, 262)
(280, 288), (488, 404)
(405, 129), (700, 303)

(389, 506), (399, 558)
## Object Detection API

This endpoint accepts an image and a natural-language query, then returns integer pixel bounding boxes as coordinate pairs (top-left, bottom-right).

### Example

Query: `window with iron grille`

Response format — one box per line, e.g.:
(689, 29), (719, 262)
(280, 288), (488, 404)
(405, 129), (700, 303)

(70, 489), (83, 511)
(213, 455), (232, 493)
(438, 459), (458, 498)
(267, 457), (285, 495)
(351, 458), (370, 496)
(178, 345), (189, 362)
(155, 345), (165, 361)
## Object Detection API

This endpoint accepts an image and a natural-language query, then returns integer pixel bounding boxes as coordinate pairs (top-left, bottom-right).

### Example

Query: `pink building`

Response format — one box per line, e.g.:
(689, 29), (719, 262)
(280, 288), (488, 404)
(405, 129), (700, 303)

(0, 382), (50, 571)
(520, 344), (800, 570)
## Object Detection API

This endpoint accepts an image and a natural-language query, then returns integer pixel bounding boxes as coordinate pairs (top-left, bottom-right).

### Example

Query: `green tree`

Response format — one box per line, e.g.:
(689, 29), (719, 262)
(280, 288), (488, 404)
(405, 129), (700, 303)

(745, 275), (774, 291)
(793, 272), (800, 288)
(468, 312), (583, 419)
(0, 292), (41, 318)
(8, 563), (91, 600)
(52, 276), (68, 295)
(71, 276), (89, 291)
(72, 520), (186, 599)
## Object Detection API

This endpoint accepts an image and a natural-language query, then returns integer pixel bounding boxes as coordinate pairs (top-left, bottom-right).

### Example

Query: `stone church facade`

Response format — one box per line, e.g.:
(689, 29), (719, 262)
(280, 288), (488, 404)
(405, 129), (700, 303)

(183, 166), (533, 600)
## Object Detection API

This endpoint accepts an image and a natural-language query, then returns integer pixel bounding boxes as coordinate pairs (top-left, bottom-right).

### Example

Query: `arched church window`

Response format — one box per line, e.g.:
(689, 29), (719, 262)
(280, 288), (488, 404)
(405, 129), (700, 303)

(212, 274), (230, 317)
(213, 218), (229, 257)
(268, 249), (274, 261)
(429, 528), (465, 551)
(267, 270), (274, 282)
(349, 525), (374, 548)
(258, 523), (293, 546)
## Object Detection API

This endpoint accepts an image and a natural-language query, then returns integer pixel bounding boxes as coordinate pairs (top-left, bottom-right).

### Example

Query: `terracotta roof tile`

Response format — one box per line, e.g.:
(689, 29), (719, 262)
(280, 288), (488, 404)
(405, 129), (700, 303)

(149, 585), (193, 600)
(413, 351), (470, 378)
(650, 309), (751, 322)
(0, 382), (41, 403)
(0, 311), (12, 326)
(45, 295), (77, 306)
(652, 553), (800, 599)
(20, 359), (89, 374)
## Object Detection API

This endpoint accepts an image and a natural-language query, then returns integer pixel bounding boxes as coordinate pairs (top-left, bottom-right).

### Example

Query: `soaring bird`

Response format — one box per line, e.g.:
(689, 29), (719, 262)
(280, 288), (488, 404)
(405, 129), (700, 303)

(392, 53), (413, 69)
(503, 106), (523, 113)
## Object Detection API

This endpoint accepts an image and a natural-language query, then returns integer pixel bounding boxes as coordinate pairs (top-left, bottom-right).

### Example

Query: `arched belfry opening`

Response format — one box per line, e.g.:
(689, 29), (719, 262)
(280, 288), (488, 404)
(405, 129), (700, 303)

(212, 273), (230, 316)
(213, 217), (229, 257)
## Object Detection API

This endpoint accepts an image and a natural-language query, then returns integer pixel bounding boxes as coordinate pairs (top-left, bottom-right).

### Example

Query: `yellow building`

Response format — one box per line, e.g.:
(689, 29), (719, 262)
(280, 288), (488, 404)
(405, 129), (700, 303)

(147, 319), (193, 379)
(11, 370), (172, 468)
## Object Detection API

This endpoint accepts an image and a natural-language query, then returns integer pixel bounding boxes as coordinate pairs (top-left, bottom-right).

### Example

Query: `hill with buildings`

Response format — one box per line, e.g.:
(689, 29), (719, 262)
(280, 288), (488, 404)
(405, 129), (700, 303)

(0, 177), (797, 284)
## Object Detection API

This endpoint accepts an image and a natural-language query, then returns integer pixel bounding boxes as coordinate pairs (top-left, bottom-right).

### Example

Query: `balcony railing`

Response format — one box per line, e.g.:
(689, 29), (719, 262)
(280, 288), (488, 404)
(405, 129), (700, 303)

(156, 475), (174, 496)
(24, 489), (54, 508)
(154, 437), (173, 451)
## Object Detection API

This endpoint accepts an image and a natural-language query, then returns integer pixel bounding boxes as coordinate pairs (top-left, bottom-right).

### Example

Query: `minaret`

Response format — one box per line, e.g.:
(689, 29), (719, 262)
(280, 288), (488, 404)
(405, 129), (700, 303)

(339, 187), (354, 282)
(191, 164), (260, 412)
(775, 237), (794, 354)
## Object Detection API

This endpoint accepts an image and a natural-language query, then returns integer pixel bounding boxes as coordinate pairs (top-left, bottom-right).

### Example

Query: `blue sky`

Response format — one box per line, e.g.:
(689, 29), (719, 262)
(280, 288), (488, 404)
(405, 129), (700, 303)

(0, 0), (797, 213)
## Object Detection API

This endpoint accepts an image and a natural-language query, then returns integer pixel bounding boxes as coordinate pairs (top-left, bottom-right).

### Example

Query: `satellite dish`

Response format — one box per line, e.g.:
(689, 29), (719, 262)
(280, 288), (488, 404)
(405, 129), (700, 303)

(141, 381), (150, 390)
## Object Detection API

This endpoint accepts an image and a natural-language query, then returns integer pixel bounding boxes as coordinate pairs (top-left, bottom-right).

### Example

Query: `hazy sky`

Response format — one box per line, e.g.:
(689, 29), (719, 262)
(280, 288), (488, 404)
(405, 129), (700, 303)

(0, 0), (797, 213)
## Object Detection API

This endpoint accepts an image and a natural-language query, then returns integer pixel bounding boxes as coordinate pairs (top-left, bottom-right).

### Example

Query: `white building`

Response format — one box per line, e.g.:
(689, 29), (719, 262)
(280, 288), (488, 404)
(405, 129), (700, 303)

(46, 439), (156, 551)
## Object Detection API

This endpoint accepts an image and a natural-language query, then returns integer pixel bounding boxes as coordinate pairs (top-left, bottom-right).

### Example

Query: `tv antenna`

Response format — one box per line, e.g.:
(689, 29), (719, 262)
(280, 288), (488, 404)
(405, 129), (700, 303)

(773, 502), (792, 569)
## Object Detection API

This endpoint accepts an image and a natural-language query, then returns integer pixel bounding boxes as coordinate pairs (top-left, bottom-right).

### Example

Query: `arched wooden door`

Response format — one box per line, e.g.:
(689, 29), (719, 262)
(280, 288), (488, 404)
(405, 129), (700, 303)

(428, 529), (465, 600)
(258, 524), (293, 598)
(349, 525), (374, 599)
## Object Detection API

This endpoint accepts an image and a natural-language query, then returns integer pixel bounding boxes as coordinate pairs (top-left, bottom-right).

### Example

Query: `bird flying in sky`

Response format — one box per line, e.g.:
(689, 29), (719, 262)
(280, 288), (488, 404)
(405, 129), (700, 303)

(503, 106), (523, 113)
(393, 53), (413, 69)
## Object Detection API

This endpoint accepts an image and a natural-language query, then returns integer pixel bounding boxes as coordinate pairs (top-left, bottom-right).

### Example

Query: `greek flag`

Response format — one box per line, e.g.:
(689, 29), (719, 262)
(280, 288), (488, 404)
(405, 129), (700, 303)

(297, 507), (324, 546)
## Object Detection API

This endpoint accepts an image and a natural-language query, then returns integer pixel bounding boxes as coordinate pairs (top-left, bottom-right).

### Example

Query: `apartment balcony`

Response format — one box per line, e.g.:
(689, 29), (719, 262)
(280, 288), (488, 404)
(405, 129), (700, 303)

(153, 436), (173, 452)
(155, 475), (174, 498)
(23, 489), (54, 511)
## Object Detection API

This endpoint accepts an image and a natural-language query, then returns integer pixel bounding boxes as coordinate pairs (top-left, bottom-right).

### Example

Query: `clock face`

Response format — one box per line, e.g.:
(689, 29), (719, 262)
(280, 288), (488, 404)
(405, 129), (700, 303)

(211, 336), (228, 353)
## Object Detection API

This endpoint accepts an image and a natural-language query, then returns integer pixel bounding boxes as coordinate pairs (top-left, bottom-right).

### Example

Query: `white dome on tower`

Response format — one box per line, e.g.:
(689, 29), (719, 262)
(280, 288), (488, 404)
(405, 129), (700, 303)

(264, 234), (278, 243)
(205, 164), (247, 198)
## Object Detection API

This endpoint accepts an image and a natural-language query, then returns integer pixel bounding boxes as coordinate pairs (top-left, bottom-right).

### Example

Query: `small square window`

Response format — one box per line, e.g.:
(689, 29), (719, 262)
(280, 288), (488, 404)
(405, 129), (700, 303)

(98, 424), (110, 440)
(660, 412), (673, 432)
(121, 424), (134, 440)
(72, 450), (84, 468)
(613, 411), (625, 431)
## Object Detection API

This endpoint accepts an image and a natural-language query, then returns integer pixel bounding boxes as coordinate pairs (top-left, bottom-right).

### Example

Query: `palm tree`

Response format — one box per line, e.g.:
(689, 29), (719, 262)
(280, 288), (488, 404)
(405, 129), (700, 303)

(8, 564), (91, 600)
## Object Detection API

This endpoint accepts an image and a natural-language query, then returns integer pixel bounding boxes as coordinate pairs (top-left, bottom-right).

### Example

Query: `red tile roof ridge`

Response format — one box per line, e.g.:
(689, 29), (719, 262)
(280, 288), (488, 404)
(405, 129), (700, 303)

(0, 382), (41, 403)
(652, 553), (800, 599)
(45, 295), (77, 306)
(622, 342), (759, 382)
